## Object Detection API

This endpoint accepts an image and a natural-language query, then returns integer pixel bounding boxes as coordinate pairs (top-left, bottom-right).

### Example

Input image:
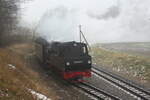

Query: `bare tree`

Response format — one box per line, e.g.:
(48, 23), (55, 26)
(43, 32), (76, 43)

(0, 0), (20, 46)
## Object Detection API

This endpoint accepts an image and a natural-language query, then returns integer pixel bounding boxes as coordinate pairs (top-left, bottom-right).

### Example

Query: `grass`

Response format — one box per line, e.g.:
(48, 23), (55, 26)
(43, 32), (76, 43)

(0, 48), (35, 100)
(0, 44), (57, 100)
(91, 45), (150, 83)
(99, 42), (150, 58)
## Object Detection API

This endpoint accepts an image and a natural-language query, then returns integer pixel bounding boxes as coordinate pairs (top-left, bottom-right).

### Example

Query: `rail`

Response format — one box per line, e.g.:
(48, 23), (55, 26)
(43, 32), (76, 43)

(71, 82), (120, 100)
(92, 66), (150, 100)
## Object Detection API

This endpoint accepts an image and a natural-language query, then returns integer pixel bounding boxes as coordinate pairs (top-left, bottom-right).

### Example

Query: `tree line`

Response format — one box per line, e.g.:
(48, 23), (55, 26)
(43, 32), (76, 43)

(0, 0), (32, 46)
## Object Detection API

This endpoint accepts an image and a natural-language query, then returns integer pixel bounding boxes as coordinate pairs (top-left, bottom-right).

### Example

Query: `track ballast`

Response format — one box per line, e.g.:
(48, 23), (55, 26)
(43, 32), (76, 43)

(92, 66), (150, 100)
(72, 82), (120, 100)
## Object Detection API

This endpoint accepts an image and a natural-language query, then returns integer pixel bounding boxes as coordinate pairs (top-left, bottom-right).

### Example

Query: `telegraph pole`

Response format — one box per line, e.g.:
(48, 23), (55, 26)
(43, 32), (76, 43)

(79, 25), (82, 43)
(79, 25), (91, 51)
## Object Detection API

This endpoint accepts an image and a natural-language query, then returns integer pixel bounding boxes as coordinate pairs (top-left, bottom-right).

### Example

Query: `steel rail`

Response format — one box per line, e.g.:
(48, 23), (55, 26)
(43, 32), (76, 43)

(92, 66), (150, 100)
(71, 82), (121, 100)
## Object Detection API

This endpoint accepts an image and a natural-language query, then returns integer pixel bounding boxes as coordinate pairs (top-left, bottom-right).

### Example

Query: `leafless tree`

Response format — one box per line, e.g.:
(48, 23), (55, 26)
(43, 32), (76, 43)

(0, 0), (20, 46)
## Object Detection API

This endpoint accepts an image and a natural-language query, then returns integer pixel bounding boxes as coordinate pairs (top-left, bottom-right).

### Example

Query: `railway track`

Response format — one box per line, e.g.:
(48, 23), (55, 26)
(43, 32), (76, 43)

(92, 66), (150, 100)
(72, 82), (120, 100)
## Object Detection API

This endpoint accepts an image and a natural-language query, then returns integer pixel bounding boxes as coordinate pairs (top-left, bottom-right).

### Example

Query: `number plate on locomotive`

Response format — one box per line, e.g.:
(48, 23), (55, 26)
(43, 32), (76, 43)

(74, 61), (83, 64)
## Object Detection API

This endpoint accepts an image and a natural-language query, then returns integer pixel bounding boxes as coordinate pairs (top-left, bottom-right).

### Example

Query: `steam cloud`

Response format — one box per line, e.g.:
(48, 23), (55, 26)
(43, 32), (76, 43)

(37, 6), (78, 42)
(87, 5), (120, 20)
(21, 0), (150, 43)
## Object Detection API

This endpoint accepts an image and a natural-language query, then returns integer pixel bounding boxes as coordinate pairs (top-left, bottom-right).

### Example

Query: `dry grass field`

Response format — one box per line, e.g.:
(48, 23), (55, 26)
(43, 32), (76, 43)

(0, 43), (56, 100)
(99, 42), (150, 58)
(91, 43), (150, 87)
(0, 48), (35, 99)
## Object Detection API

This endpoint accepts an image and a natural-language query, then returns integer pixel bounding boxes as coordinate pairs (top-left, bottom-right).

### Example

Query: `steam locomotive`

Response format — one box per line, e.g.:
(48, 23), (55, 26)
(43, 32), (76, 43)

(35, 37), (92, 81)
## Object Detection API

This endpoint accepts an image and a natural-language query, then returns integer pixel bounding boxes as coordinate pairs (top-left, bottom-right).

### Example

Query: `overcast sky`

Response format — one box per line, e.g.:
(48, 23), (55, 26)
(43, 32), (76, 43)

(20, 0), (150, 43)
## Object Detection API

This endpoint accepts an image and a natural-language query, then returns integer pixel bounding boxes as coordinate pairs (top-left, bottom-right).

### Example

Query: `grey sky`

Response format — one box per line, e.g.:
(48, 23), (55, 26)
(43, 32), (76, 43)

(21, 0), (150, 43)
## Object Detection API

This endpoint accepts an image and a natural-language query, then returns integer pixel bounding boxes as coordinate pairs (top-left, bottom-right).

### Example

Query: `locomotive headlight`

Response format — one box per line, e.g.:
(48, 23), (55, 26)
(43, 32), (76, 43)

(88, 60), (91, 64)
(66, 62), (70, 66)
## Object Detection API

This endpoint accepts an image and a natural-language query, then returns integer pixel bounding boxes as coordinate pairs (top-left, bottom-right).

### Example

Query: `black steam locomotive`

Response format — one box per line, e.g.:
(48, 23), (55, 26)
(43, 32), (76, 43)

(35, 37), (92, 81)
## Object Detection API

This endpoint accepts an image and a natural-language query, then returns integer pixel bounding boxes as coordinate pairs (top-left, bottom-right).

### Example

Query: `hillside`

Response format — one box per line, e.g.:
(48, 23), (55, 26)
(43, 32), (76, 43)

(0, 43), (91, 100)
(0, 43), (57, 100)
(91, 42), (150, 88)
(99, 42), (150, 58)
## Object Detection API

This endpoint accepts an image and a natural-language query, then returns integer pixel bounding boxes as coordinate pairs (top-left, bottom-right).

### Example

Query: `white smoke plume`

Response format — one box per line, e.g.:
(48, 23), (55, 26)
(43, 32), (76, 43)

(36, 6), (79, 42)
(87, 5), (120, 20)
(21, 0), (150, 43)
